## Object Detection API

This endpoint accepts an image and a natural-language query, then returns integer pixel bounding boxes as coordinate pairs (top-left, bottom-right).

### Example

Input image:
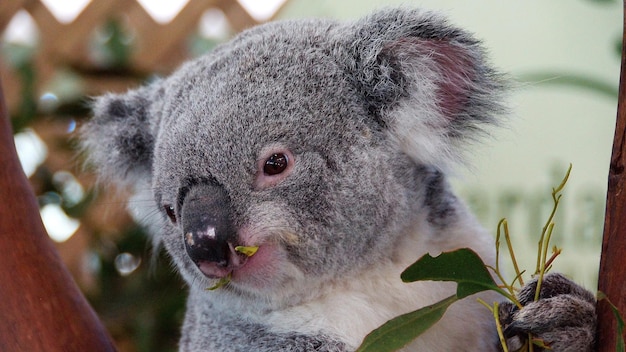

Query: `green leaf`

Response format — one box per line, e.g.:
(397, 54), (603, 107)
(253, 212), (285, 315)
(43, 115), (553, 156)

(234, 245), (259, 257)
(206, 275), (231, 291)
(401, 248), (501, 299)
(598, 292), (625, 352)
(356, 295), (458, 352)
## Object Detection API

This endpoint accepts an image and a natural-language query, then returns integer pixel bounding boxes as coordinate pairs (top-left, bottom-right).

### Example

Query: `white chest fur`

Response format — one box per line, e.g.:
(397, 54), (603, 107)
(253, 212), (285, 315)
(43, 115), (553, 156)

(259, 215), (500, 351)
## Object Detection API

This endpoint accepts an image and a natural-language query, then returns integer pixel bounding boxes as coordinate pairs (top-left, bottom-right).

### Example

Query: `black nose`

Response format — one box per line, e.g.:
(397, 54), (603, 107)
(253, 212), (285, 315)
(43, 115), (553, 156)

(181, 182), (235, 268)
(183, 227), (230, 267)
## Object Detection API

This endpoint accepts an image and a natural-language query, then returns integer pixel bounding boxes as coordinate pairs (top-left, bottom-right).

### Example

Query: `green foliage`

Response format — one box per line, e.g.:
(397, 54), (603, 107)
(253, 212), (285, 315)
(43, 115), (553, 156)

(357, 295), (458, 352)
(401, 249), (508, 300)
(357, 248), (520, 352)
(96, 20), (133, 68)
(533, 165), (571, 301)
(356, 165), (619, 352)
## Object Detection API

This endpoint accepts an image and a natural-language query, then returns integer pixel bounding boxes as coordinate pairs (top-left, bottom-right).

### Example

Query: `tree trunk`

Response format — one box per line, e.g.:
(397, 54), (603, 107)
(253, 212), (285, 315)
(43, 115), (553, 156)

(0, 78), (116, 350)
(596, 2), (626, 351)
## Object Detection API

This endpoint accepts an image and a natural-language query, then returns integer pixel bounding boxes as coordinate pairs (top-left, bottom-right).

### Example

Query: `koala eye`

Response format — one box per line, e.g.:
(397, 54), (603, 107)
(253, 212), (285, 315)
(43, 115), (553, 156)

(164, 204), (177, 224)
(263, 153), (289, 175)
(255, 149), (295, 189)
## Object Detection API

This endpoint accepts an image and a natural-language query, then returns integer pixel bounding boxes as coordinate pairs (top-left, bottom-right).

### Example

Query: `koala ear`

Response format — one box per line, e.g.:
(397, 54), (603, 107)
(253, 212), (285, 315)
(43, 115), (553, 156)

(345, 8), (507, 169)
(80, 79), (163, 188)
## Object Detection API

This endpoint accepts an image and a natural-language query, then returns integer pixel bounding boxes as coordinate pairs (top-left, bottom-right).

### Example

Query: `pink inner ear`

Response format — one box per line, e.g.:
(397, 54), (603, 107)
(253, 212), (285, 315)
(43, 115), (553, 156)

(387, 38), (476, 120)
(425, 41), (475, 119)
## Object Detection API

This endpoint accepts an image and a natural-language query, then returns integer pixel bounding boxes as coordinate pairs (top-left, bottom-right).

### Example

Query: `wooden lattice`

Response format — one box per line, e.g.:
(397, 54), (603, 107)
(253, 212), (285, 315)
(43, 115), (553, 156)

(0, 0), (279, 114)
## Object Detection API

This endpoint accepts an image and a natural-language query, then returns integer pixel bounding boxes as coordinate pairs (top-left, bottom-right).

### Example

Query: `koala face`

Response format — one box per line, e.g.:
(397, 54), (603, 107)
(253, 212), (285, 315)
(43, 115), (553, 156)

(149, 21), (426, 298)
(82, 9), (505, 306)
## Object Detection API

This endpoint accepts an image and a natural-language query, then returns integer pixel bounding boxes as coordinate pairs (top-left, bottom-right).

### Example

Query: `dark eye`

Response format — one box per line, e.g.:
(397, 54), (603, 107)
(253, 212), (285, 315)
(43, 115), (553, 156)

(164, 204), (177, 223)
(263, 153), (289, 175)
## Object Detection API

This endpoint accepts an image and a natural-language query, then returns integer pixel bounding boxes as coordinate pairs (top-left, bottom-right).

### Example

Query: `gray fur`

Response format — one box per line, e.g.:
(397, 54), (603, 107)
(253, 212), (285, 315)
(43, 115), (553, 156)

(499, 273), (597, 352)
(180, 291), (348, 351)
(80, 8), (596, 352)
(82, 80), (165, 187)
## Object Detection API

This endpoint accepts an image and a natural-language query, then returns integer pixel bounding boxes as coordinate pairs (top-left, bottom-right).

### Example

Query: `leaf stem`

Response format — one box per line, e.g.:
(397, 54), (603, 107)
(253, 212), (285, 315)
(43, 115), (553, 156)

(477, 298), (494, 312)
(534, 164), (571, 302)
(492, 301), (509, 352)
(543, 248), (561, 270)
(502, 219), (523, 286)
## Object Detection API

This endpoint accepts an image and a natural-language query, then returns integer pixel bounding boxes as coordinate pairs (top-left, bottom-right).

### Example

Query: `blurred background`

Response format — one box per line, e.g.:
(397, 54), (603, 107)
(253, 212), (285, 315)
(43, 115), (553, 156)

(0, 0), (620, 351)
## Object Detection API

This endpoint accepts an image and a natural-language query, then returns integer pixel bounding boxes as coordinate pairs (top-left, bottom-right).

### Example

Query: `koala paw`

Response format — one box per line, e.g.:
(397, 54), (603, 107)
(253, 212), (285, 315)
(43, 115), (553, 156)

(498, 273), (596, 352)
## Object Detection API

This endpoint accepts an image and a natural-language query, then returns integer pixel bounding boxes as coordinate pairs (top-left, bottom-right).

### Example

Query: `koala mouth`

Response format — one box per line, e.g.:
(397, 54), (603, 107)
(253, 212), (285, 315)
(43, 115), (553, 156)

(196, 244), (248, 279)
(184, 228), (255, 279)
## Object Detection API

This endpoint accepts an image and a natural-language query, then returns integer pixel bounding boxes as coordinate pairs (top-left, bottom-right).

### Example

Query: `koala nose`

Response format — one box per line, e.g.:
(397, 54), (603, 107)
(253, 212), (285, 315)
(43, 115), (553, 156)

(181, 182), (236, 274)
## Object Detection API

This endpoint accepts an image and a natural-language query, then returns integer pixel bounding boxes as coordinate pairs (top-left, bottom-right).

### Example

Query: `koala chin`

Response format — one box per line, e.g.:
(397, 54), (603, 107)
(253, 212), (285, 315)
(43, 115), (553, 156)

(81, 8), (596, 352)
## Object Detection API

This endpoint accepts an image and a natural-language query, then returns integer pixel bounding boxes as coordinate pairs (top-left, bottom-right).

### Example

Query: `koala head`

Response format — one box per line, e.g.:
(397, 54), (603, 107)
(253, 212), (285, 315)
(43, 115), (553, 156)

(81, 9), (505, 306)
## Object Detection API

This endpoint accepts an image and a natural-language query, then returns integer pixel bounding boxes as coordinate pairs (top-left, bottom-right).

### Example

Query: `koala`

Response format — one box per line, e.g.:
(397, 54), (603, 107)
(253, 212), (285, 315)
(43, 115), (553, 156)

(80, 8), (597, 352)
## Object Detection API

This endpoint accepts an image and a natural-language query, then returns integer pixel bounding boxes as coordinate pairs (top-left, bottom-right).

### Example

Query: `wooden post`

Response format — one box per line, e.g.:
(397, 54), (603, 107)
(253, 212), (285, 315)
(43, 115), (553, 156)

(0, 80), (116, 349)
(597, 1), (626, 350)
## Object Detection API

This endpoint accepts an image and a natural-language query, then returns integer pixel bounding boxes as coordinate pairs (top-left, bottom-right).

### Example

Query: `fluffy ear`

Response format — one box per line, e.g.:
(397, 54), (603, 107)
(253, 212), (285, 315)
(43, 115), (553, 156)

(344, 8), (507, 169)
(80, 80), (164, 188)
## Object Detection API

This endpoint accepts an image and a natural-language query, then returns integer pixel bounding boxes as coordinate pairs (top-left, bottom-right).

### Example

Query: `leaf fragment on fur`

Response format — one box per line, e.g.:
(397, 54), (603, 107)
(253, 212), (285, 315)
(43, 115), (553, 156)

(235, 246), (259, 257)
(207, 275), (231, 291)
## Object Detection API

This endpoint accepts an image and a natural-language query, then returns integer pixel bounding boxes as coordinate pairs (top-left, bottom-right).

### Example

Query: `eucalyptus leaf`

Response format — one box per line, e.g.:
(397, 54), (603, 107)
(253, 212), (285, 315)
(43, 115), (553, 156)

(356, 295), (458, 352)
(598, 292), (625, 352)
(401, 248), (501, 299)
